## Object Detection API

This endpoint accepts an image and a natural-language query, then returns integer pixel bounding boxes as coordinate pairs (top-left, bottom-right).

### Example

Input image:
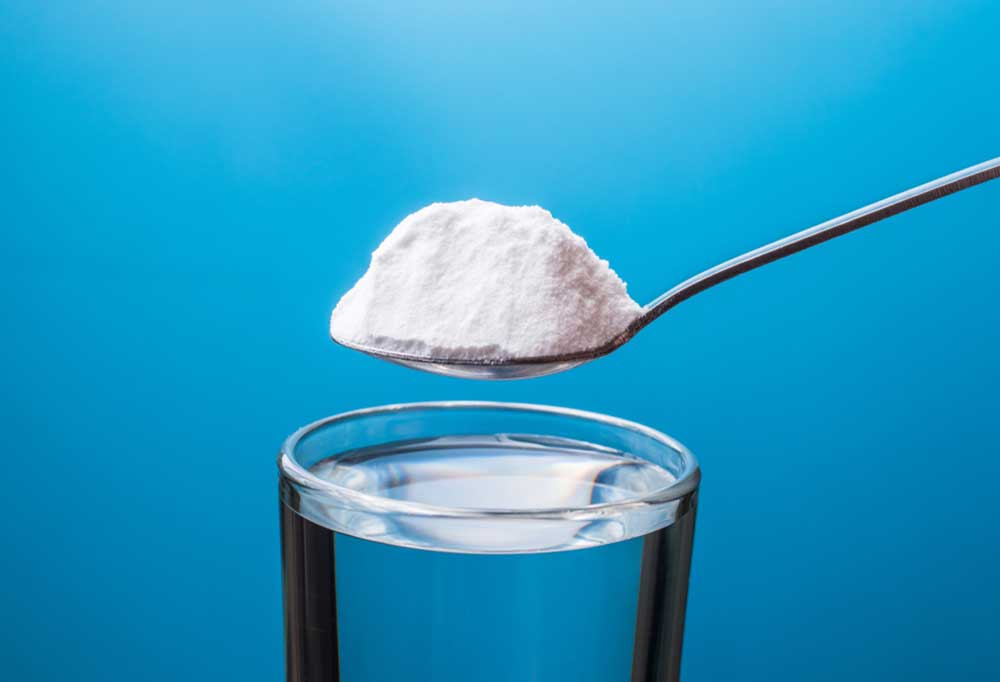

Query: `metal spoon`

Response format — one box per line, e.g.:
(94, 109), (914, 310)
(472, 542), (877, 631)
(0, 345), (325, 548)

(333, 157), (1000, 380)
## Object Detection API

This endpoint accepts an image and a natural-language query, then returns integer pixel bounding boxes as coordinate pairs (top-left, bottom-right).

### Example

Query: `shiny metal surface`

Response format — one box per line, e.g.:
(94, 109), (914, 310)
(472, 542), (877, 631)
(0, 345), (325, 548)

(333, 157), (1000, 380)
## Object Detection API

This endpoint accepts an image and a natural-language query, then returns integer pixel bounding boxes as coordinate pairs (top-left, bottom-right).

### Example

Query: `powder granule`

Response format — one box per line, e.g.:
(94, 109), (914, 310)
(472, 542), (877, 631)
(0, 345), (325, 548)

(330, 199), (642, 360)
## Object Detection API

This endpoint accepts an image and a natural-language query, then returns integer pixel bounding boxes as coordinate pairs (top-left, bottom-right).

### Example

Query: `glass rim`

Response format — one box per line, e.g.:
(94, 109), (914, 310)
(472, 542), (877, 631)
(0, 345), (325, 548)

(278, 400), (700, 521)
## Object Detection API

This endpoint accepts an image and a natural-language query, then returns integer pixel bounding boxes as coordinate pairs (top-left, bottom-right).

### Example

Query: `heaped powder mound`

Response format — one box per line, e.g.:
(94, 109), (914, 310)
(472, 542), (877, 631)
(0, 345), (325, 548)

(330, 199), (641, 360)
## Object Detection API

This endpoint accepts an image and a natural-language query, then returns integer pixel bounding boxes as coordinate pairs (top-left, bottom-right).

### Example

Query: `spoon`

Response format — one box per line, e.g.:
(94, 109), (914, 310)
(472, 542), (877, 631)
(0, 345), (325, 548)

(333, 157), (1000, 380)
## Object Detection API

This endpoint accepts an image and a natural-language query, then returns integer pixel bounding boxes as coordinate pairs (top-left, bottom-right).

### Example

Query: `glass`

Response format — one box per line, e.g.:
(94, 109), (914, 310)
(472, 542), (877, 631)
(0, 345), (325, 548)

(278, 402), (700, 682)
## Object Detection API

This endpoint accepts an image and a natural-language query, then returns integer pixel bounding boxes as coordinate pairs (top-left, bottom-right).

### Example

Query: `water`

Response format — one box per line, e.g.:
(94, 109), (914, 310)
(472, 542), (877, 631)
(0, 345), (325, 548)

(280, 435), (697, 682)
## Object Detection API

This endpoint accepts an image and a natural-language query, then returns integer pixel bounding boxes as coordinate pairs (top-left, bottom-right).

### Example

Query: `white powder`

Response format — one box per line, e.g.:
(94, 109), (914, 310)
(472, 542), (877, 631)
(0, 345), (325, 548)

(330, 199), (641, 360)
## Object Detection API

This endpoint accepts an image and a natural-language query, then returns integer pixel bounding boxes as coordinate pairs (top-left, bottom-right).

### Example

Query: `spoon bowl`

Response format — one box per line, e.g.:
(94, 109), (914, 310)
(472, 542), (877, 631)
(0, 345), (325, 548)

(333, 157), (1000, 380)
(331, 335), (626, 379)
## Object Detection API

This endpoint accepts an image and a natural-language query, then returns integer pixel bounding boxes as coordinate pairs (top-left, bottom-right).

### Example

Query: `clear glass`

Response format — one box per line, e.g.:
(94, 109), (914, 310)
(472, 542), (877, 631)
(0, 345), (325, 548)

(278, 402), (700, 682)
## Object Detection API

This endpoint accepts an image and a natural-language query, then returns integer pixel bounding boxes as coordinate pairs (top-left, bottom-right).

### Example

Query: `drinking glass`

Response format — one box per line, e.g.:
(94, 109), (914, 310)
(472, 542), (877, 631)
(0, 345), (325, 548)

(279, 402), (700, 682)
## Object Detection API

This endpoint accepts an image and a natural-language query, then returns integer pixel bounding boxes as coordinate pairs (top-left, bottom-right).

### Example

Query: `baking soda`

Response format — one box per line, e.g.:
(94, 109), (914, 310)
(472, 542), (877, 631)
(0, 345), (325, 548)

(330, 199), (641, 359)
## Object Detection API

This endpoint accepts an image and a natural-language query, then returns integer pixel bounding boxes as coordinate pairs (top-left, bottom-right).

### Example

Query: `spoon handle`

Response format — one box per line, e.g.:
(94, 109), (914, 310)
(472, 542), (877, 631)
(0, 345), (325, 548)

(643, 156), (1000, 321)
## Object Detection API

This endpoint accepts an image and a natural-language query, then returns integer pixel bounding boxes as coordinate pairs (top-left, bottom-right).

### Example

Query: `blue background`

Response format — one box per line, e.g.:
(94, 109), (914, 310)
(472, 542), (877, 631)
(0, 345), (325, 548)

(3, 2), (999, 680)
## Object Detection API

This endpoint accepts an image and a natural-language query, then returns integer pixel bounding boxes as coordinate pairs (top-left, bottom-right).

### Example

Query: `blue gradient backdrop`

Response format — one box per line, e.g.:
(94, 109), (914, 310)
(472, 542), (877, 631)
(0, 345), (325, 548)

(3, 2), (999, 680)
